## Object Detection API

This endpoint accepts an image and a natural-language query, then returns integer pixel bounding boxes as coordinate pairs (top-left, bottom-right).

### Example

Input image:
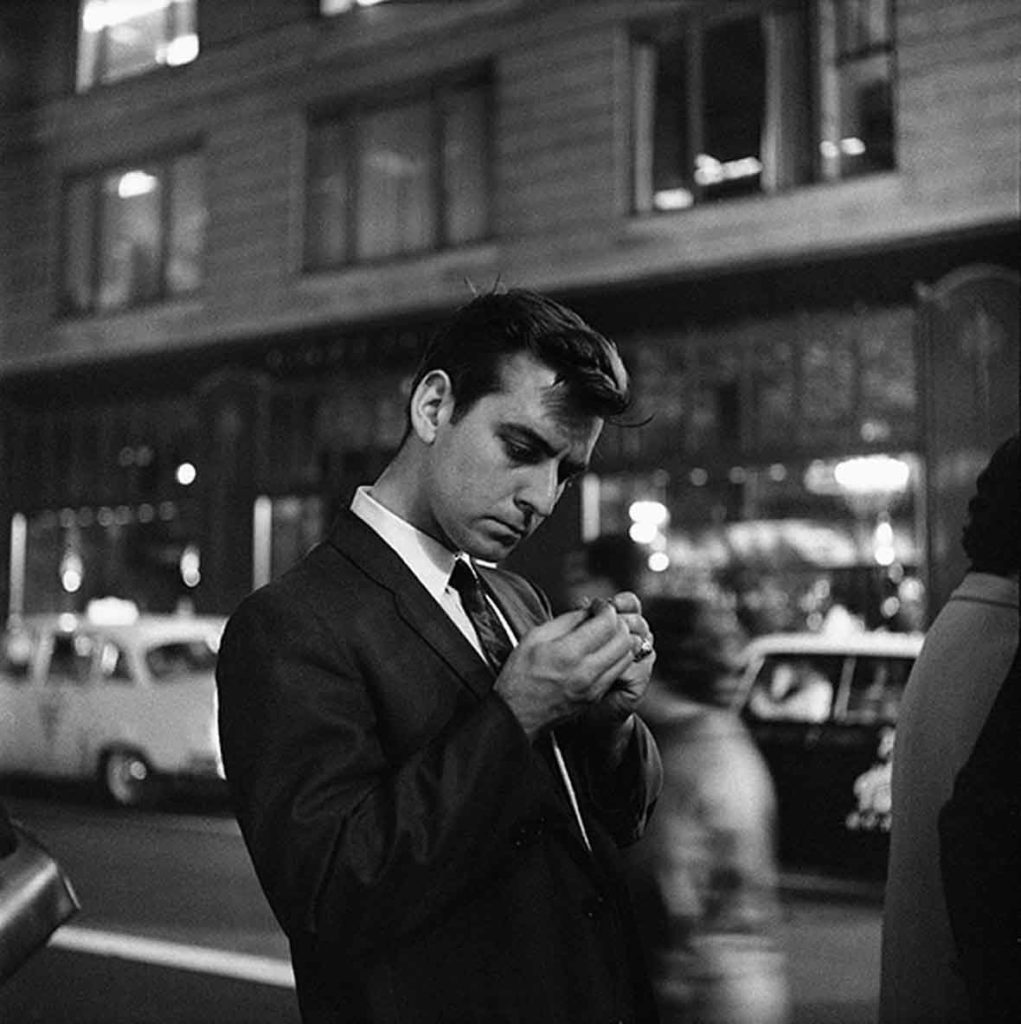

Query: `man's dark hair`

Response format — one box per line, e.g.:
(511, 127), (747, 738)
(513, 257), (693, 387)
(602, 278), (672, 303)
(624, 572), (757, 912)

(405, 288), (630, 435)
(961, 433), (1020, 576)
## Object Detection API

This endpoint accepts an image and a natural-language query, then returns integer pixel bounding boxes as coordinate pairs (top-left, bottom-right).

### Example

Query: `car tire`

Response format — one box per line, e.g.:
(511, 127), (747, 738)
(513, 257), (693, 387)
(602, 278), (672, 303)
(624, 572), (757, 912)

(99, 748), (159, 808)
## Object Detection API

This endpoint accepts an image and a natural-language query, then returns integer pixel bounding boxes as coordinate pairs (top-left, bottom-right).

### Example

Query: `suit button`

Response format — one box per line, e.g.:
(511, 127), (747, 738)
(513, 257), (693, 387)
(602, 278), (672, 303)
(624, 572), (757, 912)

(581, 895), (607, 919)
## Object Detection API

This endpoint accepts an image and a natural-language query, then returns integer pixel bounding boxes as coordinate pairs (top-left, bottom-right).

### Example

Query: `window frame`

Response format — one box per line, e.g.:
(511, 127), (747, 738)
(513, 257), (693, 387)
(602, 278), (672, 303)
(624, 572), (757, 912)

(59, 145), (205, 318)
(631, 0), (896, 215)
(303, 68), (492, 271)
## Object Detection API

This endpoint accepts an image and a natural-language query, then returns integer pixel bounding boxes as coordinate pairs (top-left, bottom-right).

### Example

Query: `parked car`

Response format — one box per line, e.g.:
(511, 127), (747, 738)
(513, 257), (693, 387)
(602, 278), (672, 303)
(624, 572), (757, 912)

(732, 629), (924, 873)
(0, 606), (226, 807)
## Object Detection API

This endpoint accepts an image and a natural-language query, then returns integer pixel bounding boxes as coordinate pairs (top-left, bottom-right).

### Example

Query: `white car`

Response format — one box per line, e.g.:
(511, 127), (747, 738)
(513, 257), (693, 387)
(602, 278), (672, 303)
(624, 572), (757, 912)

(0, 608), (226, 807)
(733, 629), (924, 870)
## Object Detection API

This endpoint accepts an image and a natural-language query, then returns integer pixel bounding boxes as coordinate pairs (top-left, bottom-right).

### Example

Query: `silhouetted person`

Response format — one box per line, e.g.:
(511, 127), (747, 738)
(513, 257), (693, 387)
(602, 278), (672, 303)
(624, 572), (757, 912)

(880, 433), (1019, 1023)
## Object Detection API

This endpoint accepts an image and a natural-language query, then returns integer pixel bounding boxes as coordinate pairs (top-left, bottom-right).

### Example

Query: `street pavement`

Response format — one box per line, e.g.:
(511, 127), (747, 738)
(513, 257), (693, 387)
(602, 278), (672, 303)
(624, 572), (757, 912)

(0, 786), (884, 1023)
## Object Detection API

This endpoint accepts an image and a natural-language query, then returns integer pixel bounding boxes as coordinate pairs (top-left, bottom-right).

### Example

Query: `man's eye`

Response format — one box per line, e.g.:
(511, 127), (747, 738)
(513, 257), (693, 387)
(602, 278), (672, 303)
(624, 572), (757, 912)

(504, 441), (535, 462)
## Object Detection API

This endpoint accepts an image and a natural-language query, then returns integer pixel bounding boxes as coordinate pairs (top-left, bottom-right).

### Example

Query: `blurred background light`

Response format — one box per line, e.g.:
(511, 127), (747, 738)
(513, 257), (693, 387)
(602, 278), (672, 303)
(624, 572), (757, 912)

(628, 500), (669, 527)
(833, 454), (911, 495)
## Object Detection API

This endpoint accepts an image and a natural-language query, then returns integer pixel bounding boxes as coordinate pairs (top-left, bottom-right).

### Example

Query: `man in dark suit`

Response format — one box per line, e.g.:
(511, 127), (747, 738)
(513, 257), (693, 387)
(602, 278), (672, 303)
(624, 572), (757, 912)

(216, 288), (662, 1023)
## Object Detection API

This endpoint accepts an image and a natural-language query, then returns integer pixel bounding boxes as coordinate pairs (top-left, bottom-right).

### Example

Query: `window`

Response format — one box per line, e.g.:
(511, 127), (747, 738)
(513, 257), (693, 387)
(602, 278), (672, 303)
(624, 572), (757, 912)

(46, 633), (94, 686)
(145, 640), (218, 680)
(306, 76), (490, 267)
(747, 654), (842, 722)
(321, 0), (390, 12)
(77, 0), (198, 91)
(632, 0), (895, 213)
(61, 151), (205, 315)
(843, 655), (912, 722)
(99, 641), (133, 683)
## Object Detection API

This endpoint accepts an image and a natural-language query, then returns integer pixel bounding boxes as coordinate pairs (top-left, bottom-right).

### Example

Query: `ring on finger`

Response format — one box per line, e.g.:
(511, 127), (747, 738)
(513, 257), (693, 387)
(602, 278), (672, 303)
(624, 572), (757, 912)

(633, 636), (654, 663)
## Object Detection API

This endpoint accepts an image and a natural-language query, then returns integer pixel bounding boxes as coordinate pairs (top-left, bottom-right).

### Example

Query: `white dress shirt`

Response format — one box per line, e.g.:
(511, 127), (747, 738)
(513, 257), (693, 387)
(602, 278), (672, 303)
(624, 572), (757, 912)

(351, 486), (486, 659)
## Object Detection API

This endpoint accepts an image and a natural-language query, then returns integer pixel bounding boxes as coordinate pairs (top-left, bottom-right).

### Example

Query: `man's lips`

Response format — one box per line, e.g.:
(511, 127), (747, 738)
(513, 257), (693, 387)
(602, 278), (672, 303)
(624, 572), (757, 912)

(487, 519), (526, 540)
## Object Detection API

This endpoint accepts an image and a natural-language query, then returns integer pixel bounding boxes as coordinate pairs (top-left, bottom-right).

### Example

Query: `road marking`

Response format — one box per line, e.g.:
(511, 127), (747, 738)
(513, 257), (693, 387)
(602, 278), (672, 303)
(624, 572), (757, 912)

(49, 926), (295, 989)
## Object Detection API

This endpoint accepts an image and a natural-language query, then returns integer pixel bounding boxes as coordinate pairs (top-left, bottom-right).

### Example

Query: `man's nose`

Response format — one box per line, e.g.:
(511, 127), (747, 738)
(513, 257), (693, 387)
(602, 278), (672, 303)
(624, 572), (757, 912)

(515, 465), (560, 519)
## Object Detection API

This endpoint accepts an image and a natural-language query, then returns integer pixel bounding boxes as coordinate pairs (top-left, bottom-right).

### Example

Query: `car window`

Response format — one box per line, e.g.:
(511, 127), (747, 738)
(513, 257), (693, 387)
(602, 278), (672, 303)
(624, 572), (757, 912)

(46, 633), (94, 686)
(746, 654), (843, 723)
(98, 641), (133, 684)
(1, 627), (35, 682)
(145, 639), (217, 681)
(842, 655), (914, 723)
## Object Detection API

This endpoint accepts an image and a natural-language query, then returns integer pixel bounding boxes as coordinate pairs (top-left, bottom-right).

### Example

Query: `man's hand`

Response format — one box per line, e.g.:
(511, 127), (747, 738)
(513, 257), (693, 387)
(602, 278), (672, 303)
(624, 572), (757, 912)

(494, 592), (654, 740)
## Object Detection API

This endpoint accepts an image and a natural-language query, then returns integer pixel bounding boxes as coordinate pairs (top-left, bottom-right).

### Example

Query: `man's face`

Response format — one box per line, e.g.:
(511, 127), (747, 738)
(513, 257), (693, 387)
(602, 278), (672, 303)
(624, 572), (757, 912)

(418, 353), (602, 561)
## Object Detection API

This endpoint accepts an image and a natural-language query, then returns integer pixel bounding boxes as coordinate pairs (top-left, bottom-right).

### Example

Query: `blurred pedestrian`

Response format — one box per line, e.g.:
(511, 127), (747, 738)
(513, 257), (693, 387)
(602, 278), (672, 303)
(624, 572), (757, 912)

(624, 596), (790, 1024)
(563, 531), (645, 609)
(216, 288), (663, 1024)
(880, 432), (1020, 1024)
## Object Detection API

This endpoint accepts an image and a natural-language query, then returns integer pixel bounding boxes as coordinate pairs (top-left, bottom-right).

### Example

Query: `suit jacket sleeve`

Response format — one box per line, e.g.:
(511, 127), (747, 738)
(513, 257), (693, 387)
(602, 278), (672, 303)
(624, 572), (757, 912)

(561, 714), (662, 847)
(216, 582), (551, 956)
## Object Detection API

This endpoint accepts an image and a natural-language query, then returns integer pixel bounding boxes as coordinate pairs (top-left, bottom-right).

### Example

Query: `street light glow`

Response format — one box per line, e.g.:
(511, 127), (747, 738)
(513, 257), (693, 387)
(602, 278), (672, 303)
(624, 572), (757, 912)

(834, 455), (911, 495)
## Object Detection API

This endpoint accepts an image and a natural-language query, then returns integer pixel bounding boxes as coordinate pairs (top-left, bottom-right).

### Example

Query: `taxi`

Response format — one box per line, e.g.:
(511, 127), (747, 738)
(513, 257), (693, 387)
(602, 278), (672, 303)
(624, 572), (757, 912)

(733, 629), (924, 872)
(0, 600), (226, 807)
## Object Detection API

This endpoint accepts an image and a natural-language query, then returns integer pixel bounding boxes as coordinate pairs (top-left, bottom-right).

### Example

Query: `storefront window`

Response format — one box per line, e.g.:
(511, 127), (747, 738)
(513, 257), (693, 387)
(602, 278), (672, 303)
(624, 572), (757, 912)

(252, 495), (324, 590)
(18, 501), (201, 616)
(592, 450), (925, 637)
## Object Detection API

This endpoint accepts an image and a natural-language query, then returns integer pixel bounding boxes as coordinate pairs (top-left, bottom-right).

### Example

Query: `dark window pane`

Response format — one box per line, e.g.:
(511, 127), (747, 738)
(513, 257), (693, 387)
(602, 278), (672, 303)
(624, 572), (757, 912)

(443, 85), (488, 244)
(63, 179), (95, 313)
(845, 655), (911, 722)
(837, 54), (895, 175)
(691, 345), (743, 447)
(838, 0), (892, 56)
(802, 334), (855, 425)
(306, 119), (351, 267)
(98, 168), (163, 311)
(651, 34), (693, 209)
(754, 340), (797, 443)
(47, 634), (93, 685)
(146, 639), (218, 680)
(356, 102), (435, 260)
(167, 153), (204, 294)
(700, 15), (765, 201)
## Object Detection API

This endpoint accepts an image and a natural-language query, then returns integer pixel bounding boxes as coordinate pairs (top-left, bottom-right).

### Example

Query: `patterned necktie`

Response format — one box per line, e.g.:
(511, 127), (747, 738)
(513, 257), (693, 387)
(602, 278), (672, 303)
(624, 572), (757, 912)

(450, 559), (593, 852)
(449, 559), (514, 673)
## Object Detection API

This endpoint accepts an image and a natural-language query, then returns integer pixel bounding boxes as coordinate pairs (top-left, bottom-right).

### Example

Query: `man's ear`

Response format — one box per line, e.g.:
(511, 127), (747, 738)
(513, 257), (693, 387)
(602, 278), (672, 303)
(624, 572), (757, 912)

(409, 370), (454, 443)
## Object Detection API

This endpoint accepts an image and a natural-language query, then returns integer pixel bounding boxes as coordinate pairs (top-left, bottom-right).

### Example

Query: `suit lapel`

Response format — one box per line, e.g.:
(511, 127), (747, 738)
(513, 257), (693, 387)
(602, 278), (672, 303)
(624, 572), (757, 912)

(326, 511), (495, 699)
(329, 514), (599, 864)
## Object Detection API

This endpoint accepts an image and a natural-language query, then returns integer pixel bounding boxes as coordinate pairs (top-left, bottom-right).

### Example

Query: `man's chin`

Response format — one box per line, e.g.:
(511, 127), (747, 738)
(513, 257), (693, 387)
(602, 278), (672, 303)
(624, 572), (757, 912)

(468, 526), (523, 562)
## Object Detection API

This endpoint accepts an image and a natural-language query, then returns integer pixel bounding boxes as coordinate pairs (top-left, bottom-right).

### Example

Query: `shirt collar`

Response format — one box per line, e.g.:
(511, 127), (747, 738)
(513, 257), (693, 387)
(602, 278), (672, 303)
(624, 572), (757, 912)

(351, 486), (459, 603)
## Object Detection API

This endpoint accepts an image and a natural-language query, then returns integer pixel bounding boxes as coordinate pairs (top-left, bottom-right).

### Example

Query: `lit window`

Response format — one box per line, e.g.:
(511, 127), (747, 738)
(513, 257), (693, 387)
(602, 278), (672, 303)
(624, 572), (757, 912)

(61, 151), (205, 315)
(321, 0), (390, 13)
(632, 0), (895, 213)
(305, 76), (490, 268)
(77, 0), (198, 91)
